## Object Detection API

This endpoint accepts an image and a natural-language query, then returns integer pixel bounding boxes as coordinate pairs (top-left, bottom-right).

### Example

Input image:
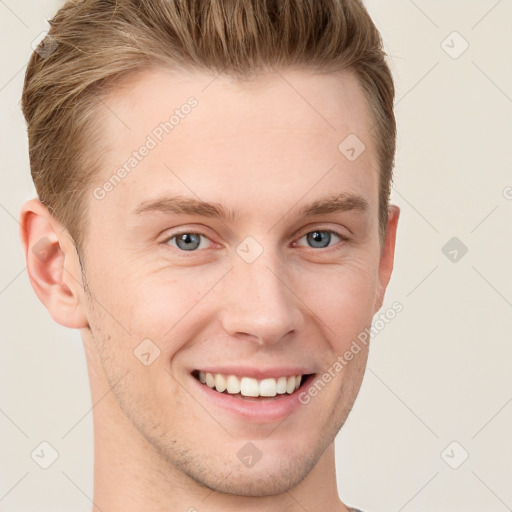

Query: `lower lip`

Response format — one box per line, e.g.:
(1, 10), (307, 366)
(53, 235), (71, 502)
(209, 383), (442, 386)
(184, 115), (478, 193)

(190, 373), (316, 422)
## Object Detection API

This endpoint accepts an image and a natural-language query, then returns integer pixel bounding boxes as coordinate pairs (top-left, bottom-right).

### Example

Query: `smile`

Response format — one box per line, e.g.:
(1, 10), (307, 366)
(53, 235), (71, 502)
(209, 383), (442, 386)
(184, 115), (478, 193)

(193, 370), (310, 398)
(190, 368), (317, 421)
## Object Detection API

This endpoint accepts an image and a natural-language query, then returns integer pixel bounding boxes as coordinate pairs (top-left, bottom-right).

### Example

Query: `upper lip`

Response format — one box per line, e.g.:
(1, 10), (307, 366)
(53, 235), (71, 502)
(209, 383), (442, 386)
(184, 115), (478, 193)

(193, 366), (316, 380)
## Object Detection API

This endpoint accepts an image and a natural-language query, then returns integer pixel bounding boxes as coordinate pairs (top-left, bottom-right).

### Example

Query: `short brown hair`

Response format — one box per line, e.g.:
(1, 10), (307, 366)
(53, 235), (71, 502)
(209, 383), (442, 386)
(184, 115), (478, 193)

(21, 0), (396, 252)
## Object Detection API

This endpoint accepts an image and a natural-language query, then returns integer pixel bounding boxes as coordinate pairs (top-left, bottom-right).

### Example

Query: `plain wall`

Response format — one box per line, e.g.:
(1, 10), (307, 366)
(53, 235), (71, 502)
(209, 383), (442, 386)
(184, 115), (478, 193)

(1, 1), (511, 511)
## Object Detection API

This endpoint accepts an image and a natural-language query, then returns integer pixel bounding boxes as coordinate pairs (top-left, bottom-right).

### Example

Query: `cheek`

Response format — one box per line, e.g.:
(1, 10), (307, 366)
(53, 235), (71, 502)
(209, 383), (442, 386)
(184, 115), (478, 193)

(291, 263), (378, 371)
(296, 258), (378, 320)
(122, 272), (211, 340)
(87, 241), (379, 347)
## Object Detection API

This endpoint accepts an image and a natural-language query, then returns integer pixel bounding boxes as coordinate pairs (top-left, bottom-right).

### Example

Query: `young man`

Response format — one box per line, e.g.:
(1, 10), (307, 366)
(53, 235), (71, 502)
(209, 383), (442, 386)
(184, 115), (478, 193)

(19, 1), (399, 510)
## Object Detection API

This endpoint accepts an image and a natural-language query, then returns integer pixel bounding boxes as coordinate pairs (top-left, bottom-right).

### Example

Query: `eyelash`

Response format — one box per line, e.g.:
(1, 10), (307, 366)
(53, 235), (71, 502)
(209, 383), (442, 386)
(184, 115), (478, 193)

(162, 228), (350, 254)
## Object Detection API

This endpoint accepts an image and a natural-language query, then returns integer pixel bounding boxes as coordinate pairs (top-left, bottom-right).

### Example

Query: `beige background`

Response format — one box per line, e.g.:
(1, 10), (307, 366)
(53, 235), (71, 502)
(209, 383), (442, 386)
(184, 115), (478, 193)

(1, 1), (511, 511)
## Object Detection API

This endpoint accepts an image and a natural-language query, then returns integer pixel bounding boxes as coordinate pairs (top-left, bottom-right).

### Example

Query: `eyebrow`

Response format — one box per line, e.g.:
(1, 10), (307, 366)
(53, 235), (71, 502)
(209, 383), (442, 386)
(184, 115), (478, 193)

(131, 192), (369, 221)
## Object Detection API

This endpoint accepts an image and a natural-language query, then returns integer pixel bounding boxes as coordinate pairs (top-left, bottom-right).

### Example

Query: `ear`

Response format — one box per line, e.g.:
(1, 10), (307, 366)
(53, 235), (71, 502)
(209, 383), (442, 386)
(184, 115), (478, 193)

(374, 205), (400, 313)
(19, 198), (89, 329)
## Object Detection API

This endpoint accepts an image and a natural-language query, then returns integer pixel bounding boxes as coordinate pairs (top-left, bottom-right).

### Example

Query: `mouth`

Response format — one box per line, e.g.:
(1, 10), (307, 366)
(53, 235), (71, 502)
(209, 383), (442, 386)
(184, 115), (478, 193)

(191, 369), (315, 401)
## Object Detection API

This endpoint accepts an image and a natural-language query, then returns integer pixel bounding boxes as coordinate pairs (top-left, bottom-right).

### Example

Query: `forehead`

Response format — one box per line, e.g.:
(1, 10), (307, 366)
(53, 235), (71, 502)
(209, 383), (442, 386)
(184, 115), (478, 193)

(90, 66), (379, 224)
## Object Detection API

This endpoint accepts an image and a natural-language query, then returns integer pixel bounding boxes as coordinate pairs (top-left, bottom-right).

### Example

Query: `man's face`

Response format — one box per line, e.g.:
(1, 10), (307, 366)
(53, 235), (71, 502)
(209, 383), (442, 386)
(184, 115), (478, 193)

(78, 67), (394, 495)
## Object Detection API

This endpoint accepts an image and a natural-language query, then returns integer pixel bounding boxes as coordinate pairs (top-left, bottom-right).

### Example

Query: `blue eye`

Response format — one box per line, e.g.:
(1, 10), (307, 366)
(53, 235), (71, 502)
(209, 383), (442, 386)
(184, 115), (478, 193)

(297, 229), (346, 249)
(165, 232), (211, 251)
(164, 229), (348, 253)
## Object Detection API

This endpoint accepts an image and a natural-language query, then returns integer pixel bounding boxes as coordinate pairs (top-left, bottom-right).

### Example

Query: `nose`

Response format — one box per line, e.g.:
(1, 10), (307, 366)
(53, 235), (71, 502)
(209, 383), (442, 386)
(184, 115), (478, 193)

(219, 253), (304, 346)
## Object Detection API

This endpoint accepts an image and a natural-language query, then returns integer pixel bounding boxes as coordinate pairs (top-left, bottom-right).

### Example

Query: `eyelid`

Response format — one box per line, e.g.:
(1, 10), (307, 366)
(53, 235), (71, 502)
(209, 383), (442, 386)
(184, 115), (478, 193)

(160, 223), (215, 241)
(295, 225), (350, 241)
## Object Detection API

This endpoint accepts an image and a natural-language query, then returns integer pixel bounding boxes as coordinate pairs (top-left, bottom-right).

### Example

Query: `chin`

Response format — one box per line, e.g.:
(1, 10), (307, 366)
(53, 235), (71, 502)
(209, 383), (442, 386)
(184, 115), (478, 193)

(183, 448), (320, 498)
(203, 466), (307, 497)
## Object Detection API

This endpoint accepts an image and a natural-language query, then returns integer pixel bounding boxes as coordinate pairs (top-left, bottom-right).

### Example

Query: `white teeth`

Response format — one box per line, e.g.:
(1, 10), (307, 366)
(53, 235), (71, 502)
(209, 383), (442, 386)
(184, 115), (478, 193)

(214, 373), (227, 392)
(226, 375), (241, 394)
(276, 376), (288, 394)
(197, 371), (306, 397)
(205, 372), (215, 388)
(240, 377), (259, 397)
(286, 376), (296, 394)
(259, 378), (277, 397)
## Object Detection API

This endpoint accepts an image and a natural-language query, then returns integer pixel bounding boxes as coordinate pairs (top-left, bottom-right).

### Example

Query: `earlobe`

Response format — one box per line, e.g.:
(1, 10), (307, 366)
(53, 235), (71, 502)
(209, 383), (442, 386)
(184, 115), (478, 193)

(374, 205), (400, 313)
(19, 198), (89, 329)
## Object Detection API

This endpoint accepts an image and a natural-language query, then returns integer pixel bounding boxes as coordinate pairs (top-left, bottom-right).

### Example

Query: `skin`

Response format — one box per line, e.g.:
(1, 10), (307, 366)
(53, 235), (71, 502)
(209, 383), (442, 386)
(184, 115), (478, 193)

(20, 66), (399, 512)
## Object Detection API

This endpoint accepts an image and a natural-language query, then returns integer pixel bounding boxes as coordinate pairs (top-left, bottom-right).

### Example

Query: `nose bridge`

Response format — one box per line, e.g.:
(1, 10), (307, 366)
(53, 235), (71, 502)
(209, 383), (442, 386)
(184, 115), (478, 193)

(220, 244), (302, 345)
